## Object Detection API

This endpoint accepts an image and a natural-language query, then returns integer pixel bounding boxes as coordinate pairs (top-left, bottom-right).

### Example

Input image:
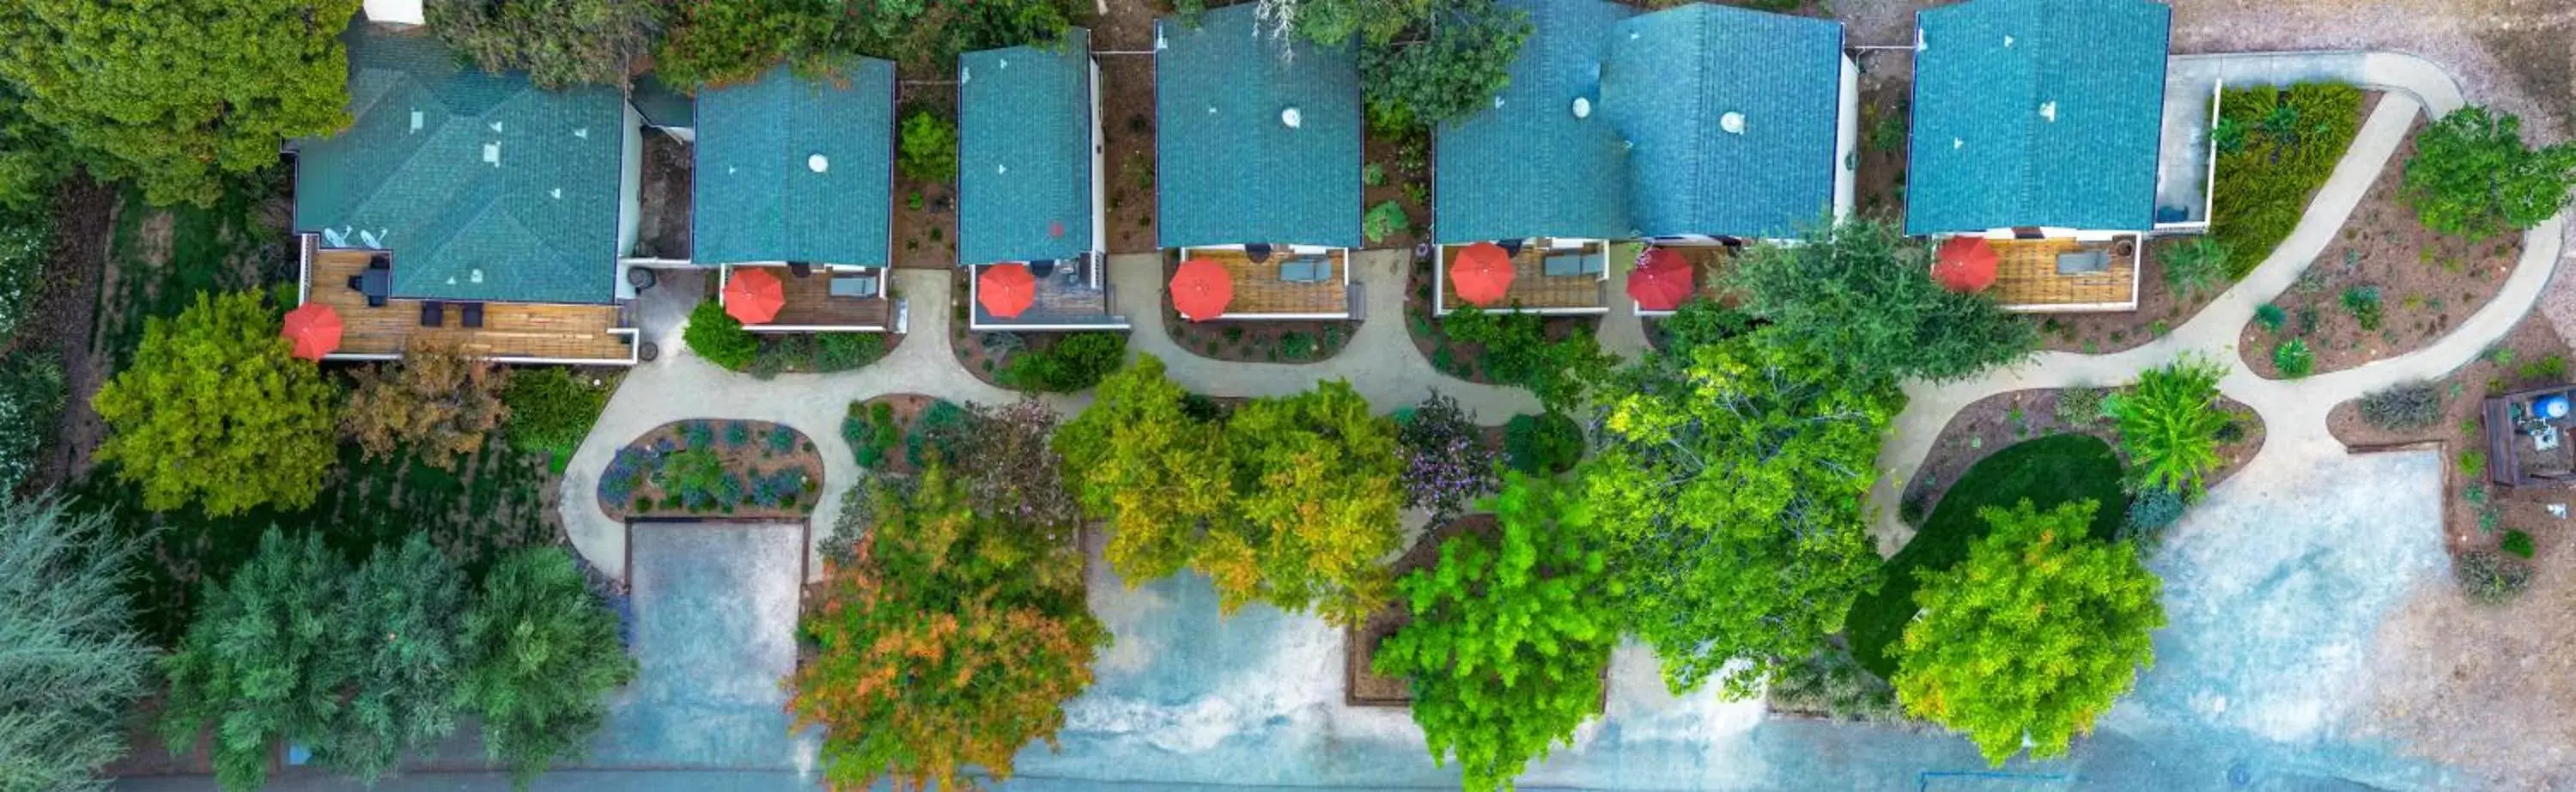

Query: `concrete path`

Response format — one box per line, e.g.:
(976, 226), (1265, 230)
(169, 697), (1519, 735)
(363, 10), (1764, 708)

(1867, 50), (2572, 551)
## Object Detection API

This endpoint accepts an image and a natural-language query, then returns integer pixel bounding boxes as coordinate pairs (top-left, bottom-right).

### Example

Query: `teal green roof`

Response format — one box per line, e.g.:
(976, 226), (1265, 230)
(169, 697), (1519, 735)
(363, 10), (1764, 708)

(692, 61), (895, 266)
(1905, 0), (2171, 235)
(294, 26), (625, 304)
(1156, 4), (1362, 249)
(1600, 3), (1844, 240)
(958, 29), (1093, 265)
(1432, 0), (1633, 244)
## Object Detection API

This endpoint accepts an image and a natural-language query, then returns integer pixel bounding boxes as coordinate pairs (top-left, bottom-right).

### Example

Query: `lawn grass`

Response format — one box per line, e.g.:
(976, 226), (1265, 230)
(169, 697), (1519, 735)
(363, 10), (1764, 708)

(71, 440), (556, 645)
(1847, 433), (2127, 678)
(2208, 83), (2366, 277)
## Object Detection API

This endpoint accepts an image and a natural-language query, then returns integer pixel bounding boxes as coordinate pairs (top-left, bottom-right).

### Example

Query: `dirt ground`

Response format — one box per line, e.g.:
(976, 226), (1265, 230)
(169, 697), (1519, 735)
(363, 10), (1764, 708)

(891, 88), (963, 270)
(634, 131), (692, 260)
(1346, 513), (1496, 707)
(2327, 314), (2571, 557)
(1900, 388), (2266, 524)
(28, 176), (114, 494)
(1093, 0), (1162, 254)
(1850, 50), (1911, 225)
(2241, 121), (2522, 378)
(1361, 126), (1429, 253)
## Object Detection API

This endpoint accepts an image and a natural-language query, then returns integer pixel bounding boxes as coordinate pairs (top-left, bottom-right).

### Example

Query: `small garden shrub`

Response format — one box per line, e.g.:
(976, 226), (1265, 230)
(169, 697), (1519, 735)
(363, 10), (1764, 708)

(2518, 354), (2567, 383)
(2254, 303), (2287, 332)
(2210, 83), (2365, 274)
(2403, 105), (2576, 241)
(897, 109), (958, 183)
(999, 332), (1127, 393)
(2340, 285), (2384, 331)
(1502, 411), (1583, 475)
(2160, 237), (2233, 300)
(905, 400), (968, 469)
(682, 420), (714, 448)
(1362, 200), (1408, 243)
(2273, 339), (2314, 378)
(2502, 529), (2536, 559)
(1397, 393), (1498, 518)
(684, 301), (758, 370)
(1443, 307), (1614, 411)
(2358, 381), (2442, 430)
(2055, 387), (2109, 427)
(2119, 485), (2187, 547)
(0, 351), (64, 495)
(2108, 358), (2231, 494)
(502, 367), (611, 462)
(2456, 549), (2532, 604)
(2459, 449), (2487, 478)
(1279, 332), (1315, 361)
(769, 425), (798, 455)
(725, 421), (751, 448)
(1765, 646), (1900, 722)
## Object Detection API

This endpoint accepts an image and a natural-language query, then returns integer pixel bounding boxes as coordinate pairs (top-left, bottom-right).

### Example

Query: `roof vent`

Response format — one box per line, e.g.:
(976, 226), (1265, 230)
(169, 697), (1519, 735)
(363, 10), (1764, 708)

(1719, 112), (1746, 135)
(409, 110), (423, 132)
(960, 65), (971, 83)
(550, 187), (562, 199)
(998, 58), (1009, 69)
(1492, 94), (1505, 110)
(482, 143), (501, 166)
(1572, 97), (1591, 119)
(1281, 107), (1303, 129)
(997, 163), (1009, 175)
(489, 121), (503, 132)
(2003, 34), (2015, 47)
(808, 154), (829, 174)
(1953, 137), (1965, 149)
(573, 127), (589, 139)
(469, 269), (484, 284)
(2039, 101), (2058, 122)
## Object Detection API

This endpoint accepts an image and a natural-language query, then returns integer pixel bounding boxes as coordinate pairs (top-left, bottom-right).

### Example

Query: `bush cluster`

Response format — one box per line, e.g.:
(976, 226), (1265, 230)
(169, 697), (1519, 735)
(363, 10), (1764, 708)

(501, 367), (611, 462)
(683, 301), (758, 370)
(1502, 411), (1582, 476)
(1395, 393), (1498, 518)
(1442, 307), (1614, 411)
(2403, 105), (2576, 241)
(999, 332), (1126, 393)
(2209, 83), (2365, 273)
(2357, 381), (2442, 431)
(2456, 549), (2532, 605)
(747, 332), (886, 379)
(1765, 646), (1902, 722)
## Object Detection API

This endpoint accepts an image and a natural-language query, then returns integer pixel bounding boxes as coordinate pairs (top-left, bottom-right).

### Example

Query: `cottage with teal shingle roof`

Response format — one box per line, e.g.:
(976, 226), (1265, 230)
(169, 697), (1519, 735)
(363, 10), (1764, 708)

(957, 30), (1127, 331)
(295, 26), (632, 306)
(1433, 0), (1634, 247)
(1906, 0), (2171, 236)
(692, 60), (896, 268)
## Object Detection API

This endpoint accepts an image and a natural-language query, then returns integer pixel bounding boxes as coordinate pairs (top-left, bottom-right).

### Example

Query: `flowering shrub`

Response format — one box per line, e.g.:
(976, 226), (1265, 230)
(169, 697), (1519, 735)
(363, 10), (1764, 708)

(598, 448), (657, 505)
(1398, 393), (1497, 518)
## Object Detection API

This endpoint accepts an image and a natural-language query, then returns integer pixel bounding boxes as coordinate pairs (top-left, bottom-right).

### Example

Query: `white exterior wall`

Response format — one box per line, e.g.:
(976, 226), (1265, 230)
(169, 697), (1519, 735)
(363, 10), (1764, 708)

(363, 0), (422, 26)
(1834, 54), (1860, 222)
(617, 105), (644, 261)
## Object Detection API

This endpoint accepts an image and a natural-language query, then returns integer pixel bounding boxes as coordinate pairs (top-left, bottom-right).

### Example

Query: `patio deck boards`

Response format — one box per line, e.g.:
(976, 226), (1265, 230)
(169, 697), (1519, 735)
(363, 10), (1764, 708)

(1440, 240), (1607, 312)
(731, 265), (893, 329)
(973, 263), (1125, 327)
(307, 250), (633, 362)
(1187, 248), (1348, 316)
(1990, 238), (2139, 310)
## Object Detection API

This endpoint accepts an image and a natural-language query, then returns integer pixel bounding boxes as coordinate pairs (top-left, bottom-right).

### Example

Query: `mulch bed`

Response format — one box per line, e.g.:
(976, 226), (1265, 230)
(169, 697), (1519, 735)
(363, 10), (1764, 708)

(1402, 259), (1597, 383)
(1852, 50), (1911, 225)
(843, 393), (963, 476)
(2036, 238), (2227, 354)
(1347, 513), (1498, 707)
(2240, 119), (2522, 378)
(30, 174), (114, 492)
(1360, 125), (1430, 253)
(1900, 387), (2266, 523)
(598, 419), (823, 521)
(890, 89), (961, 271)
(2328, 314), (2574, 557)
(1091, 2), (1159, 254)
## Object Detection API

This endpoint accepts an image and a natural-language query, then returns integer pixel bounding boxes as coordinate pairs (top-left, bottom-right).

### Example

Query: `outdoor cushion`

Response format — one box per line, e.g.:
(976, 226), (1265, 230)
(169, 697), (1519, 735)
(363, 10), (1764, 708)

(1543, 253), (1581, 277)
(1577, 253), (1606, 275)
(830, 276), (878, 297)
(1281, 257), (1329, 283)
(2056, 250), (2110, 275)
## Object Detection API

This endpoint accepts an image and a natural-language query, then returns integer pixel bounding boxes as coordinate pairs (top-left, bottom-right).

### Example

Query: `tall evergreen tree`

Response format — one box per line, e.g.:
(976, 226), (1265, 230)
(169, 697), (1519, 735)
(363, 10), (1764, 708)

(319, 534), (468, 784)
(457, 548), (637, 786)
(160, 529), (350, 792)
(0, 497), (156, 792)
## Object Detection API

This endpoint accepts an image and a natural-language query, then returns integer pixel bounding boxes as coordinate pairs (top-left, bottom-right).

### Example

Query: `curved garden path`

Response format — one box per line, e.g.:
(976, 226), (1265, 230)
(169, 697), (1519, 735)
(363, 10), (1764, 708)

(1865, 51), (2572, 551)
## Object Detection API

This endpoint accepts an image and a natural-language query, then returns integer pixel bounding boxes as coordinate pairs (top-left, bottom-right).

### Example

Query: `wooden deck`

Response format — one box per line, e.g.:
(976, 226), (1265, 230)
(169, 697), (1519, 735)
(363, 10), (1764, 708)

(305, 250), (634, 362)
(1183, 248), (1349, 317)
(730, 265), (893, 330)
(1438, 240), (1607, 313)
(971, 261), (1127, 328)
(1636, 244), (1738, 313)
(1989, 237), (2140, 312)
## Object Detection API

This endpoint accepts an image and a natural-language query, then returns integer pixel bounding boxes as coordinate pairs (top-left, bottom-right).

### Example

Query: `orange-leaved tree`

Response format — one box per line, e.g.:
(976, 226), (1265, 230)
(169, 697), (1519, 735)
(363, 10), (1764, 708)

(787, 462), (1107, 791)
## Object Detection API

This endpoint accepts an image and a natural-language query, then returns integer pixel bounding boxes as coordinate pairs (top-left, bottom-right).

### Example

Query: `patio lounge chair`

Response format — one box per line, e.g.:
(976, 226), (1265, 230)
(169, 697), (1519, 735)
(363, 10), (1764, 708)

(2056, 250), (2111, 275)
(830, 275), (878, 297)
(1544, 252), (1591, 277)
(459, 302), (483, 328)
(1280, 256), (1330, 283)
(420, 301), (445, 327)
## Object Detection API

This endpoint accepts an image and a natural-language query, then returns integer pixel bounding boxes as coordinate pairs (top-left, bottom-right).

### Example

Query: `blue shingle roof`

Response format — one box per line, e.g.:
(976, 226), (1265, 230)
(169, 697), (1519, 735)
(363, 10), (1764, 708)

(692, 61), (896, 266)
(959, 29), (1095, 265)
(294, 25), (625, 304)
(1599, 3), (1844, 240)
(1155, 4), (1363, 249)
(1431, 0), (1635, 244)
(1905, 0), (2171, 235)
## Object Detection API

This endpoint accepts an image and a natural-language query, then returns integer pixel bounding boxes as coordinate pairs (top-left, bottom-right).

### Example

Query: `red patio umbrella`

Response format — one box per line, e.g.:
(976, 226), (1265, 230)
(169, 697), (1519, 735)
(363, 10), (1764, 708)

(1170, 257), (1234, 321)
(1933, 236), (1999, 293)
(977, 263), (1037, 319)
(280, 302), (342, 361)
(723, 267), (786, 324)
(1449, 242), (1516, 307)
(1627, 247), (1696, 311)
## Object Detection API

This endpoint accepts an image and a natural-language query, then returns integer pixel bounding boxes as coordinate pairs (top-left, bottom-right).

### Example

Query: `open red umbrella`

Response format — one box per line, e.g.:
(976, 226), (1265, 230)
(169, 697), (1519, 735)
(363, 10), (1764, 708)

(1449, 242), (1516, 307)
(281, 302), (342, 361)
(977, 263), (1037, 319)
(1627, 247), (1696, 311)
(723, 267), (786, 323)
(1170, 257), (1234, 321)
(1933, 236), (1998, 293)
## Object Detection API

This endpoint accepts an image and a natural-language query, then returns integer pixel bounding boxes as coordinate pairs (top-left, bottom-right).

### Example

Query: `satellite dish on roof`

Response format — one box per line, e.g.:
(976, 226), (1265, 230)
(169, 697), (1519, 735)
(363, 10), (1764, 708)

(1281, 107), (1303, 129)
(809, 154), (829, 174)
(1572, 97), (1591, 119)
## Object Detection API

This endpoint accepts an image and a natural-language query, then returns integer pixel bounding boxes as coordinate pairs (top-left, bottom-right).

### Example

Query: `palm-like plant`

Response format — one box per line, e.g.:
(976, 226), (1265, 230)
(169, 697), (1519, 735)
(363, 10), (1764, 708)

(2159, 238), (2233, 299)
(2106, 358), (2230, 495)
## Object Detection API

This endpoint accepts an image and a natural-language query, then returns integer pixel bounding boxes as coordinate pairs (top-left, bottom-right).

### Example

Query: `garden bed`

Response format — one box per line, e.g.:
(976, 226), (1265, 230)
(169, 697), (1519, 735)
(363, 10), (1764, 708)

(598, 419), (823, 521)
(946, 282), (1128, 392)
(1347, 514), (1498, 707)
(841, 393), (966, 475)
(890, 88), (959, 269)
(2036, 238), (2227, 354)
(1899, 387), (2266, 527)
(2327, 313), (2572, 559)
(1851, 51), (1911, 223)
(2239, 120), (2522, 379)
(1359, 125), (1430, 252)
(2208, 86), (2379, 277)
(1160, 251), (1352, 362)
(748, 331), (899, 378)
(1404, 261), (1598, 383)
(1093, 2), (1158, 254)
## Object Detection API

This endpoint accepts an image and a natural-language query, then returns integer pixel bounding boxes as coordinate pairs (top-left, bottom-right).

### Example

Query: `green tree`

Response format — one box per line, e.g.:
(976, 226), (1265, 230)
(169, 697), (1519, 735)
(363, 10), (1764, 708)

(1374, 475), (1615, 792)
(1724, 220), (2036, 383)
(0, 0), (361, 206)
(1357, 0), (1529, 131)
(1585, 328), (1896, 695)
(1441, 306), (1615, 411)
(318, 534), (467, 784)
(457, 548), (637, 785)
(1220, 380), (1406, 624)
(159, 529), (349, 792)
(0, 83), (76, 213)
(1054, 354), (1233, 581)
(1261, 0), (1431, 50)
(428, 0), (664, 90)
(0, 497), (156, 792)
(683, 300), (759, 370)
(1893, 499), (2165, 765)
(2106, 357), (2229, 495)
(2403, 105), (2576, 241)
(789, 464), (1106, 791)
(91, 291), (342, 515)
(898, 109), (958, 183)
(653, 0), (843, 90)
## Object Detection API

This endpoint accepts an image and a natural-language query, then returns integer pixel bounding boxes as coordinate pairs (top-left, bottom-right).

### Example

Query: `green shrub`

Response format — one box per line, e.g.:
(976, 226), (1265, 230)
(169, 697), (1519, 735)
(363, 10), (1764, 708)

(897, 109), (957, 183)
(2108, 358), (2229, 494)
(1363, 200), (1409, 243)
(999, 332), (1127, 393)
(1501, 411), (1582, 475)
(2357, 381), (2441, 431)
(0, 216), (47, 348)
(1765, 646), (1900, 722)
(2459, 449), (2487, 478)
(2340, 285), (2384, 331)
(2119, 484), (2187, 546)
(2273, 339), (2314, 378)
(502, 367), (610, 461)
(2403, 105), (2576, 241)
(2054, 387), (2109, 427)
(2502, 529), (2536, 559)
(2254, 303), (2287, 332)
(1442, 306), (1614, 411)
(2210, 83), (2365, 274)
(684, 301), (758, 370)
(2456, 549), (2531, 604)
(1279, 332), (1315, 361)
(2159, 238), (2232, 300)
(1355, 0), (1530, 132)
(0, 350), (64, 495)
